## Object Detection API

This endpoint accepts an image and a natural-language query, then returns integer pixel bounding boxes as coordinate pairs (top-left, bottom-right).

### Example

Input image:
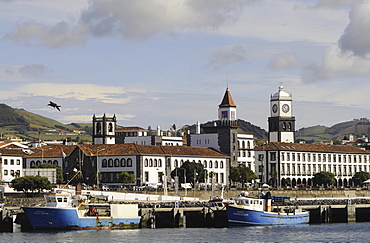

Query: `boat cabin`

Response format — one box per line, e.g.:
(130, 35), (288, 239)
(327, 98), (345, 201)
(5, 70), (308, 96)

(44, 191), (72, 208)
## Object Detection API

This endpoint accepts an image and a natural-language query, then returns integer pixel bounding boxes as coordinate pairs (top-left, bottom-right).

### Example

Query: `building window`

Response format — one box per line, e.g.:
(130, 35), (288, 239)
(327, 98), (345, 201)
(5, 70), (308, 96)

(204, 160), (207, 168)
(281, 152), (285, 161)
(4, 159), (7, 165)
(17, 159), (21, 165)
(114, 159), (120, 167)
(297, 153), (300, 162)
(127, 158), (132, 167)
(108, 159), (113, 167)
(154, 159), (158, 167)
(158, 159), (162, 167)
(30, 161), (35, 167)
(53, 160), (58, 165)
(145, 172), (149, 182)
(270, 152), (276, 161)
(220, 161), (224, 168)
(209, 161), (213, 168)
(150, 159), (153, 167)
(174, 160), (178, 167)
(36, 160), (41, 166)
(4, 170), (8, 175)
(122, 158), (127, 167)
(215, 161), (218, 168)
(102, 159), (107, 167)
(287, 153), (290, 161)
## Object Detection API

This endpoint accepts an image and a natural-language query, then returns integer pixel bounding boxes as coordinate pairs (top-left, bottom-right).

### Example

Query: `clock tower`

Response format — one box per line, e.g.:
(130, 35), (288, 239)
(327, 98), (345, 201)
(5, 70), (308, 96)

(268, 85), (295, 143)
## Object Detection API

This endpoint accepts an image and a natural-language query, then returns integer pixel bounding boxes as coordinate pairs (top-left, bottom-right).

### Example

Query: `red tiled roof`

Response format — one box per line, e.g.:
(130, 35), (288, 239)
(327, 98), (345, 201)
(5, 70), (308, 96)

(25, 145), (77, 158)
(78, 144), (228, 158)
(115, 127), (147, 131)
(0, 148), (28, 156)
(219, 88), (236, 107)
(255, 142), (370, 154)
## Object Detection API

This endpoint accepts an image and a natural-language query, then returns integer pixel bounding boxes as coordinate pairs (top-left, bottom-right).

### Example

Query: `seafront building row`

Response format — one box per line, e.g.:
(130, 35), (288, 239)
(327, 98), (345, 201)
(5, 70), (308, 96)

(0, 86), (370, 188)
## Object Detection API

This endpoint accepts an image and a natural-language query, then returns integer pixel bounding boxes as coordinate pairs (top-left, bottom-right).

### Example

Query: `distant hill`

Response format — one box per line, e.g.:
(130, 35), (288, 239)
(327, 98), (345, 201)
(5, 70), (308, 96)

(296, 118), (370, 142)
(1, 103), (369, 143)
(184, 119), (268, 140)
(0, 104), (92, 142)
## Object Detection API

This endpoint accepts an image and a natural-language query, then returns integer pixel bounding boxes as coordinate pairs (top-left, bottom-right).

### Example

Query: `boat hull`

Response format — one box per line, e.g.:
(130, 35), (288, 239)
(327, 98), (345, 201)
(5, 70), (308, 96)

(22, 206), (140, 230)
(227, 205), (309, 226)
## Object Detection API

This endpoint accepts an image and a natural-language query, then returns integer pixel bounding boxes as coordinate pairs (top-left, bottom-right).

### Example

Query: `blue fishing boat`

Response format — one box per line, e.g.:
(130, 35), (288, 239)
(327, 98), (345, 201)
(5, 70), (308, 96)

(227, 192), (309, 226)
(22, 190), (141, 230)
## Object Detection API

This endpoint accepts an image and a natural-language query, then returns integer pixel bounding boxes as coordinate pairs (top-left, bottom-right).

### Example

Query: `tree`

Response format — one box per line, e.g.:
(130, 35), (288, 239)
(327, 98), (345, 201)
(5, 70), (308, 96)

(313, 171), (335, 187)
(170, 160), (206, 187)
(119, 172), (136, 184)
(229, 164), (257, 188)
(352, 171), (370, 186)
(36, 163), (63, 184)
(11, 175), (52, 195)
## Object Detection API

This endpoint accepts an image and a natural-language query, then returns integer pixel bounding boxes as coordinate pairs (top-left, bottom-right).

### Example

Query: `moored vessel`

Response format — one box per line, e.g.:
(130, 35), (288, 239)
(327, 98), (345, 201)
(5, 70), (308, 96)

(22, 190), (141, 230)
(226, 192), (309, 226)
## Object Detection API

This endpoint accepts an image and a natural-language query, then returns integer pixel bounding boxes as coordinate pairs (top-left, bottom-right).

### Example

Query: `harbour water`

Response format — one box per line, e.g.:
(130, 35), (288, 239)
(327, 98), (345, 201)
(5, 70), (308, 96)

(0, 222), (369, 242)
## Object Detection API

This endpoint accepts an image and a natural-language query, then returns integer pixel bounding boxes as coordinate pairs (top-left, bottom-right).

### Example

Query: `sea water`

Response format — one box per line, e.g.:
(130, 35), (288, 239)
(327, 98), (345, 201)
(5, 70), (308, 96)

(0, 222), (368, 242)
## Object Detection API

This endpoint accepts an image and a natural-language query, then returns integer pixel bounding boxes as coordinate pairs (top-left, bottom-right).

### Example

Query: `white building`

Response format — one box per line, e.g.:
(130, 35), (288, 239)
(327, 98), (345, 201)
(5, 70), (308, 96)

(255, 142), (370, 187)
(115, 126), (184, 146)
(72, 144), (229, 187)
(0, 148), (27, 183)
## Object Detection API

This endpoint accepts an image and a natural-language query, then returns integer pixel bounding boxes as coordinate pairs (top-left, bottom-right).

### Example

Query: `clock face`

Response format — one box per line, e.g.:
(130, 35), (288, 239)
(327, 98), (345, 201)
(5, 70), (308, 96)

(272, 104), (277, 113)
(282, 104), (290, 113)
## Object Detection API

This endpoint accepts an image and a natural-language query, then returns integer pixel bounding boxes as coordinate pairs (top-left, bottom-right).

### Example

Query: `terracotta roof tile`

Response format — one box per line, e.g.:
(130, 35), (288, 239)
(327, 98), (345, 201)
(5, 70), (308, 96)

(116, 127), (147, 131)
(255, 142), (370, 154)
(25, 145), (77, 158)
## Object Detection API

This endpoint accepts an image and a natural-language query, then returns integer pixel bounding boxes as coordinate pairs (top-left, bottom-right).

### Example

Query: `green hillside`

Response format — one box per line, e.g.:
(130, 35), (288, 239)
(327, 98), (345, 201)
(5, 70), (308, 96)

(296, 118), (370, 142)
(0, 104), (92, 143)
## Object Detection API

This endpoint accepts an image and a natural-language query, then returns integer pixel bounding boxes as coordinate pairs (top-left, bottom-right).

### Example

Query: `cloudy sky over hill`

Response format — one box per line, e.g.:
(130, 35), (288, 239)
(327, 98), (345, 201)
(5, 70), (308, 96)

(1, 0), (370, 130)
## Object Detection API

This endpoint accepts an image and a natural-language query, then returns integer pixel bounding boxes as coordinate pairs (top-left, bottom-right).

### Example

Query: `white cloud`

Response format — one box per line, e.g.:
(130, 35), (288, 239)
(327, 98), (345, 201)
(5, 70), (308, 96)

(208, 45), (247, 70)
(268, 52), (299, 71)
(300, 1), (370, 82)
(339, 1), (370, 56)
(2, 0), (251, 47)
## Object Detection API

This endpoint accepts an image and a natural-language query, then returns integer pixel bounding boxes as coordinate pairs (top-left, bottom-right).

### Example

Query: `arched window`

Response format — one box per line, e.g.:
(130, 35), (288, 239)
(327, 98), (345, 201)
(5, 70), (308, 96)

(30, 161), (35, 168)
(114, 158), (119, 167)
(158, 159), (162, 167)
(96, 123), (101, 134)
(154, 159), (158, 167)
(127, 158), (132, 167)
(102, 159), (107, 167)
(36, 160), (41, 166)
(108, 159), (113, 167)
(204, 160), (207, 168)
(108, 122), (113, 132)
(175, 160), (178, 167)
(209, 161), (213, 168)
(180, 160), (184, 166)
(149, 159), (153, 167)
(215, 161), (218, 168)
(247, 141), (251, 149)
(121, 158), (126, 167)
(242, 141), (245, 148)
(144, 159), (148, 167)
(220, 161), (224, 168)
(53, 160), (58, 165)
(48, 160), (52, 164)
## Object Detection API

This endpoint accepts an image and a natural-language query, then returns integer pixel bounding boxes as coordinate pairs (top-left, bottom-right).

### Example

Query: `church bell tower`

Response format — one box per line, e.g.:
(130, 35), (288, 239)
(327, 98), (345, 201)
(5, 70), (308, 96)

(268, 85), (295, 143)
(92, 114), (116, 145)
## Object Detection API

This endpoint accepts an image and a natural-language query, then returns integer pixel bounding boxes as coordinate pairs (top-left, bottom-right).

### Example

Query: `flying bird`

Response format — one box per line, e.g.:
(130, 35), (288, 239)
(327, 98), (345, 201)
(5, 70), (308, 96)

(47, 101), (61, 111)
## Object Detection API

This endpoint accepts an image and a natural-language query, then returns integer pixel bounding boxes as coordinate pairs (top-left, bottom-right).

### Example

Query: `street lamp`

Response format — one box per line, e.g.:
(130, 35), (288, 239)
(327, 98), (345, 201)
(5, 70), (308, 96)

(90, 148), (105, 188)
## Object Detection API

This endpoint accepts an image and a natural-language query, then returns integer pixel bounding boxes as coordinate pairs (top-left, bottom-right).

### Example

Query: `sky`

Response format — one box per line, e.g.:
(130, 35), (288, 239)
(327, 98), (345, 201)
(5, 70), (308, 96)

(1, 0), (370, 132)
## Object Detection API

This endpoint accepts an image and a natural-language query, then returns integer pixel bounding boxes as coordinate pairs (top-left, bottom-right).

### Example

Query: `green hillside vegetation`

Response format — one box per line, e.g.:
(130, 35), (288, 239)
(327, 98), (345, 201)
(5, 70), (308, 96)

(0, 104), (92, 143)
(297, 118), (370, 142)
(184, 119), (268, 140)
